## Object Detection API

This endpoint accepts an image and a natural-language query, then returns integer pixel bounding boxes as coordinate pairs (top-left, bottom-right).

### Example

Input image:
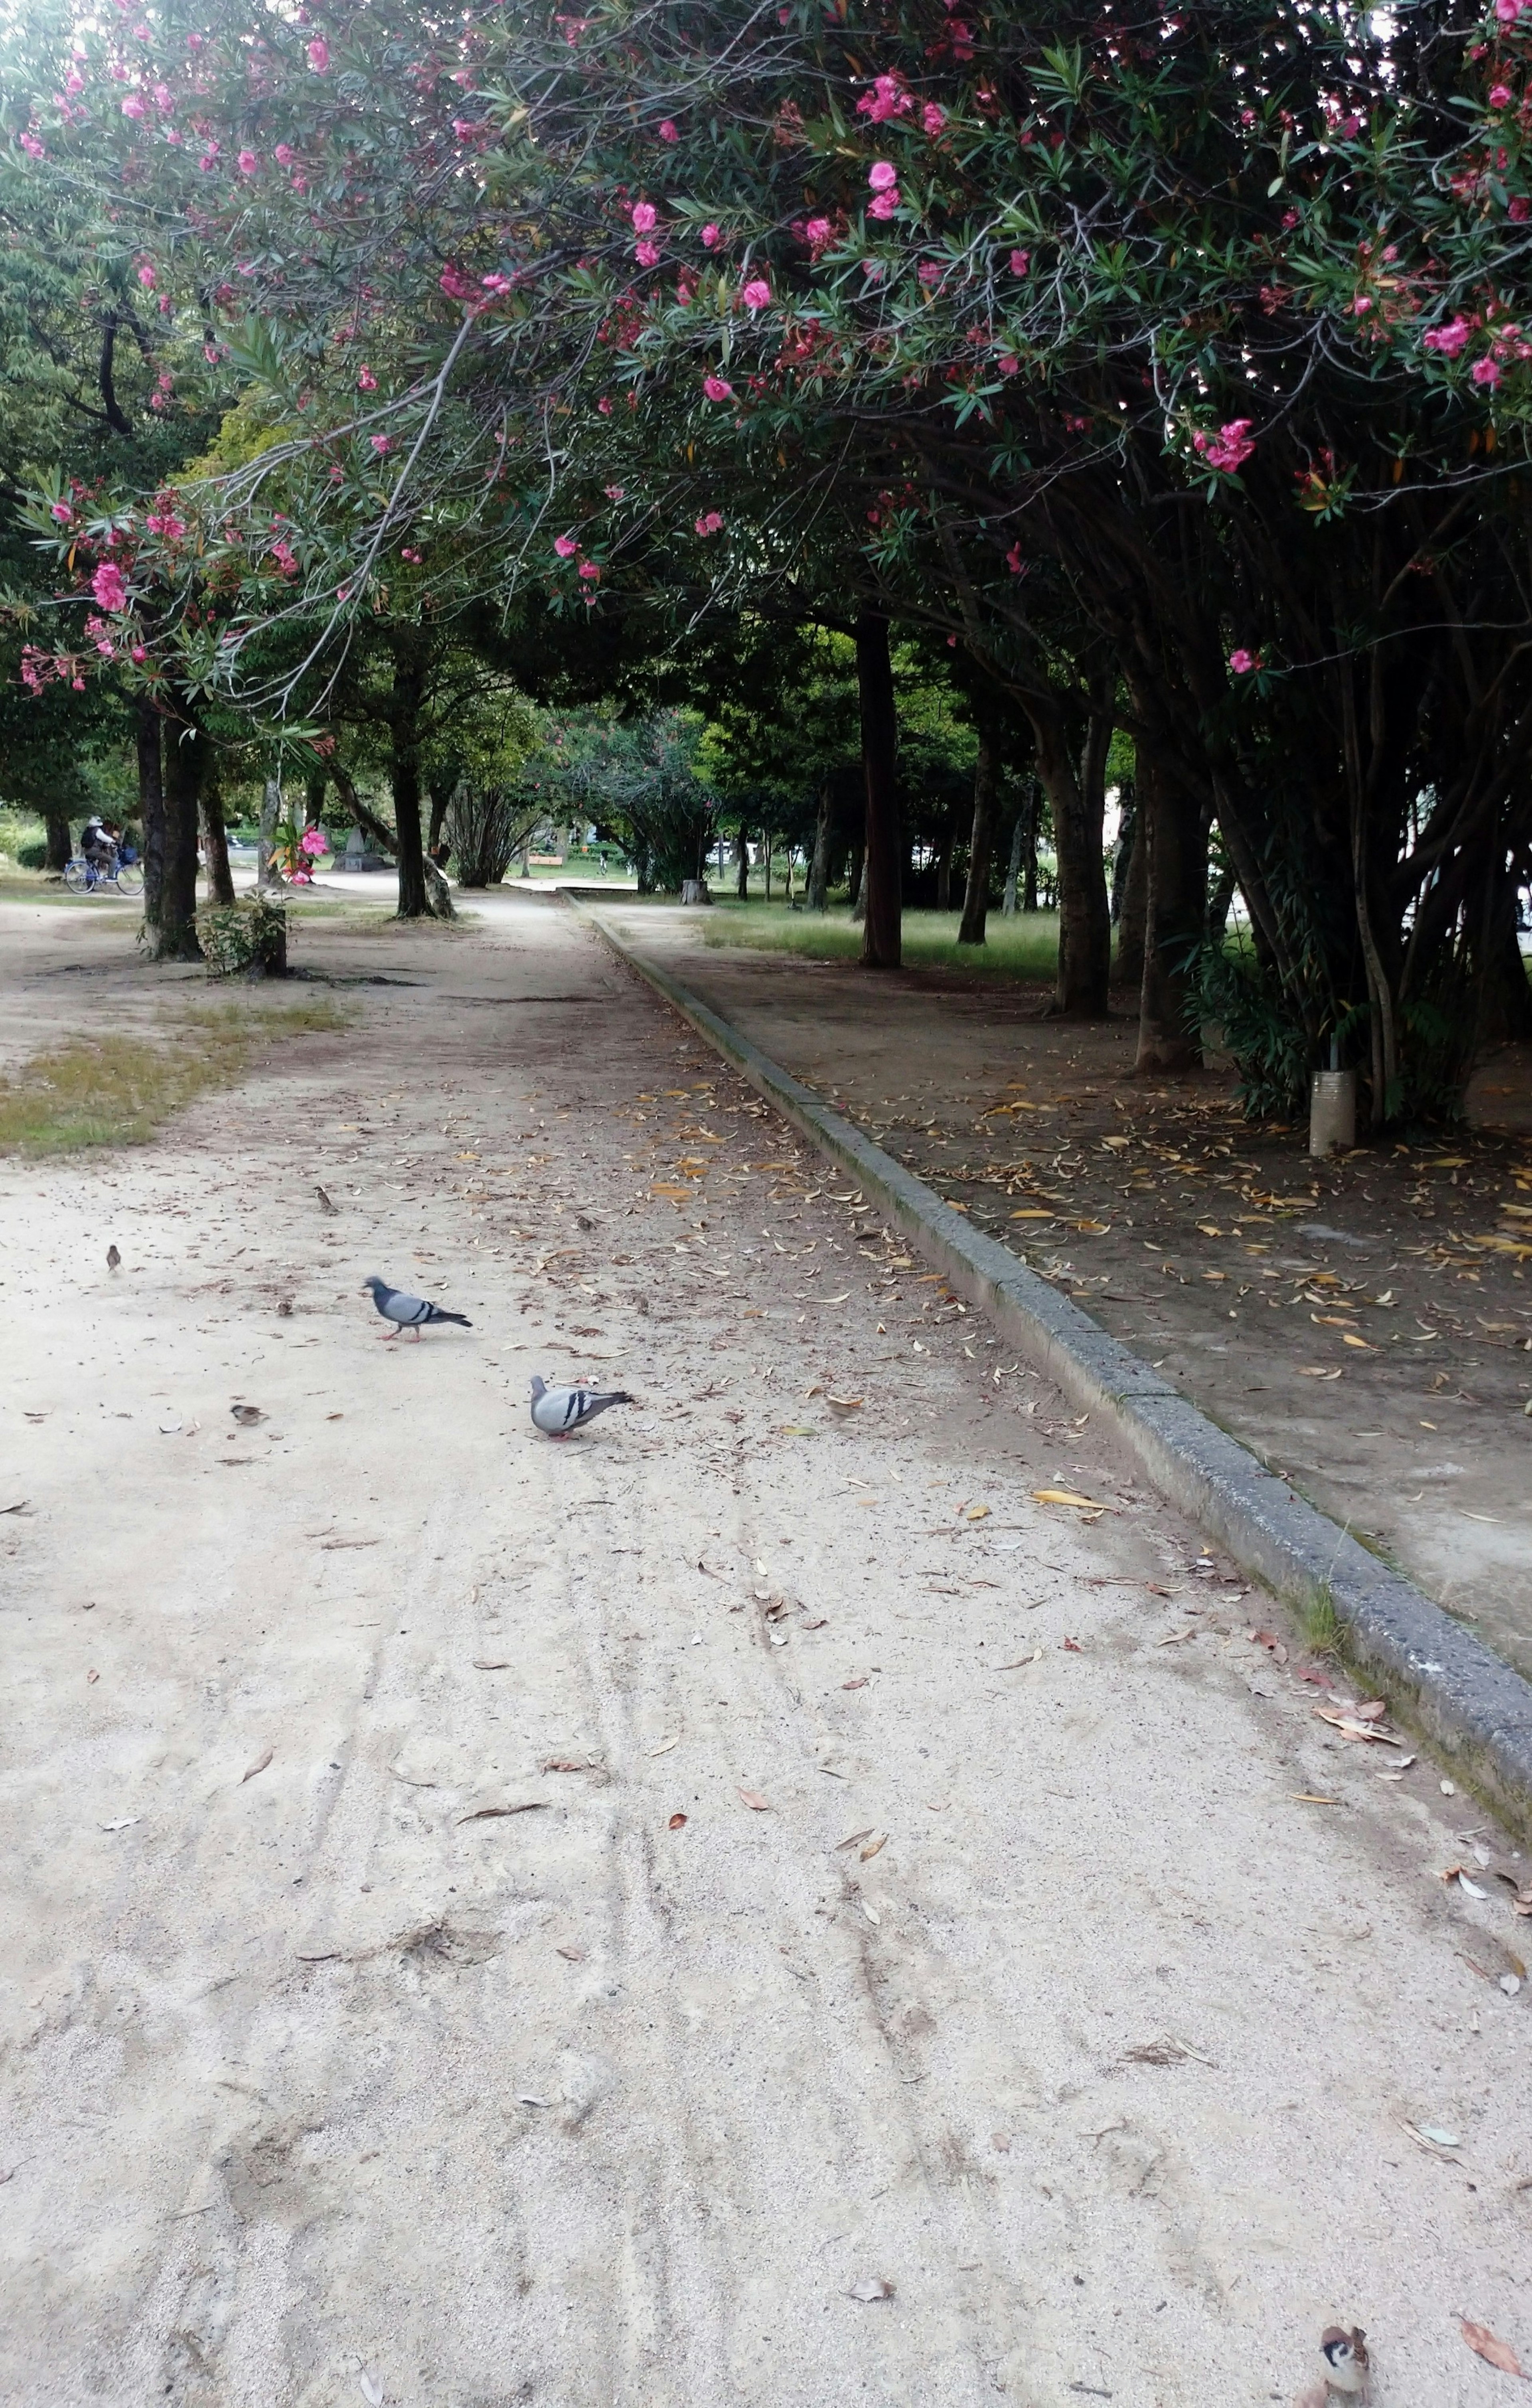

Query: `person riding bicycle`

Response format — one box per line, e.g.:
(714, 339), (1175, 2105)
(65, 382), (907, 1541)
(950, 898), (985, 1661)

(81, 815), (119, 872)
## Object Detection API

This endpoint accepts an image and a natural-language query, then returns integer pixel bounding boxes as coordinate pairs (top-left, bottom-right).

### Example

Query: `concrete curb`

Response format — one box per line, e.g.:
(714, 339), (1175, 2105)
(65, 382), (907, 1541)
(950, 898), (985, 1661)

(572, 899), (1532, 1837)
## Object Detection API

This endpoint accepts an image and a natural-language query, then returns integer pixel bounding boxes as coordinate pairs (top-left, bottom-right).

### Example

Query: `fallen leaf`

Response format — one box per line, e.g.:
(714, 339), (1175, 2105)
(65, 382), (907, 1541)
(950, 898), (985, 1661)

(358, 2374), (384, 2408)
(1458, 1871), (1490, 1899)
(827, 1395), (863, 1412)
(667, 1812), (688, 1830)
(738, 1787), (772, 1811)
(647, 1734), (681, 1755)
(542, 1758), (592, 1773)
(860, 1833), (888, 1861)
(101, 1817), (140, 1832)
(458, 1802), (547, 1822)
(556, 1944), (586, 1962)
(997, 1650), (1044, 1669)
(1062, 1636), (1083, 1652)
(1157, 1627), (1197, 1646)
(1298, 1366), (1345, 1379)
(1292, 1793), (1341, 1804)
(0, 1500), (29, 1515)
(848, 2276), (895, 2301)
(1356, 1698), (1388, 1720)
(1033, 1487), (1115, 1513)
(1314, 1705), (1397, 1743)
(1460, 2319), (1525, 2378)
(966, 1504), (991, 1521)
(241, 1747), (273, 1783)
(842, 1676), (869, 1691)
(86, 1669), (99, 1684)
(836, 1828), (876, 1851)
(861, 1898), (881, 1924)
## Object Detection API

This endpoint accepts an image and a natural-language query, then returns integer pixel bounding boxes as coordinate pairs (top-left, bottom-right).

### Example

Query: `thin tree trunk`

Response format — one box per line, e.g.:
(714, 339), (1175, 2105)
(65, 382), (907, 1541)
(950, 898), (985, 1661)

(136, 697), (168, 939)
(856, 610), (902, 969)
(427, 779), (452, 856)
(735, 827), (749, 898)
(1001, 809), (1023, 917)
(849, 842), (866, 921)
(957, 724), (999, 945)
(1030, 697), (1110, 1015)
(44, 811), (71, 875)
(1114, 804), (1149, 991)
(1135, 750), (1207, 1073)
(764, 832), (771, 901)
(935, 823), (954, 913)
(257, 777), (285, 896)
(201, 764), (235, 907)
(304, 770), (326, 830)
(1023, 786), (1039, 913)
(389, 638), (432, 920)
(807, 785), (831, 910)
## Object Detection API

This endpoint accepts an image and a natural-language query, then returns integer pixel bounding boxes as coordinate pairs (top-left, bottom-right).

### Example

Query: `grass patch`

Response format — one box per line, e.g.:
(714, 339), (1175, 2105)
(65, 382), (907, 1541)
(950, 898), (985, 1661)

(1301, 1582), (1343, 1658)
(0, 999), (352, 1156)
(694, 899), (1064, 981)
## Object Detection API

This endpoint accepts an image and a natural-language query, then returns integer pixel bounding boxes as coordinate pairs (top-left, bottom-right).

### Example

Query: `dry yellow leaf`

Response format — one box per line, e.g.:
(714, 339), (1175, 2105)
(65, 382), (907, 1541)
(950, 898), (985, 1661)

(1032, 1487), (1116, 1513)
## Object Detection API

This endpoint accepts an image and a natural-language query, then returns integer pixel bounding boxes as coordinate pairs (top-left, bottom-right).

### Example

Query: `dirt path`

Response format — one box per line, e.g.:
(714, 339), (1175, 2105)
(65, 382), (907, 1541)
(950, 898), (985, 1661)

(2, 894), (1530, 2408)
(584, 900), (1532, 1686)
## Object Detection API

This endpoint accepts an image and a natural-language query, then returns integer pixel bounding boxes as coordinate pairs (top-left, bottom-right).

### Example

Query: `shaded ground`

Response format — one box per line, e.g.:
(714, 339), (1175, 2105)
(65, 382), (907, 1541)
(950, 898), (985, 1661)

(590, 900), (1532, 1685)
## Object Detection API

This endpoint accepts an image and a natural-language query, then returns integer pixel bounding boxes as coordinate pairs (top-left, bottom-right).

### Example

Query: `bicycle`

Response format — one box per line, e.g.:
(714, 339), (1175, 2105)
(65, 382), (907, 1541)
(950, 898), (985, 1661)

(63, 853), (144, 897)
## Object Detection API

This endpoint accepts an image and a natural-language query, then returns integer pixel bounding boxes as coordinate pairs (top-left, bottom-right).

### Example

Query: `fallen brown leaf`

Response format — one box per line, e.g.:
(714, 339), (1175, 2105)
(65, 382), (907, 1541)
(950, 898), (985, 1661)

(738, 1787), (772, 1811)
(458, 1802), (547, 1822)
(1460, 2318), (1526, 2378)
(241, 1747), (273, 1782)
(667, 1812), (688, 1830)
(1033, 1486), (1115, 1513)
(860, 1833), (888, 1861)
(842, 1676), (869, 1691)
(1063, 1636), (1083, 1652)
(542, 1757), (591, 1773)
(556, 1944), (586, 1962)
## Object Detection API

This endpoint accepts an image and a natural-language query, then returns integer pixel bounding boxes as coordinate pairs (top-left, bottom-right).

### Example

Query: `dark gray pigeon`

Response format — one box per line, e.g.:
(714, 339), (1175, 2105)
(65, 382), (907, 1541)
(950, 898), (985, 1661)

(529, 1374), (632, 1438)
(362, 1275), (472, 1340)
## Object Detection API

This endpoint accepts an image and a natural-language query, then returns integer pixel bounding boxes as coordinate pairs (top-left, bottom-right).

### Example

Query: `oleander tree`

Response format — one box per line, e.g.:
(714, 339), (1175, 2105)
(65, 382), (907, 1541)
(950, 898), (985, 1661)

(8, 0), (1532, 1110)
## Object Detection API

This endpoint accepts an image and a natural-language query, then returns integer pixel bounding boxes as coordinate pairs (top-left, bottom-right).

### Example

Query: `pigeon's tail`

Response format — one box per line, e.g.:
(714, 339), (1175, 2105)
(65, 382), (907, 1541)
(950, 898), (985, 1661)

(429, 1308), (472, 1328)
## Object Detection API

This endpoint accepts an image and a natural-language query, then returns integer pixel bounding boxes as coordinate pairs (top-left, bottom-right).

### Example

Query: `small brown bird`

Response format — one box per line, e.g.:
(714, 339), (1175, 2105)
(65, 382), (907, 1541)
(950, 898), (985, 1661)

(106, 1244), (120, 1271)
(1319, 2327), (1369, 2398)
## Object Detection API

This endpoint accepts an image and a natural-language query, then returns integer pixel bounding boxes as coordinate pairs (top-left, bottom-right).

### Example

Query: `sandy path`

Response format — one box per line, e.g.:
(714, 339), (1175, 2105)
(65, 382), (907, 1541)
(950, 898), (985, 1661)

(2, 895), (1529, 2408)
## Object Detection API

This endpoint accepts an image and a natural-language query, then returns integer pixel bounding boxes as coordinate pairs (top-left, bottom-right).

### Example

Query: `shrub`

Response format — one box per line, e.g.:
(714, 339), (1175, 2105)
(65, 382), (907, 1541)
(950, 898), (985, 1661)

(15, 841), (49, 870)
(194, 897), (288, 977)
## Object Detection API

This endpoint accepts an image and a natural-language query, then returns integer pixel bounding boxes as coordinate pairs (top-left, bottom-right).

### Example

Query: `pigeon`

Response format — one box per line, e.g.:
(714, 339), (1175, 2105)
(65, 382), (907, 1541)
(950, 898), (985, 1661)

(362, 1275), (472, 1339)
(1319, 2328), (1369, 2398)
(106, 1244), (120, 1271)
(529, 1373), (632, 1438)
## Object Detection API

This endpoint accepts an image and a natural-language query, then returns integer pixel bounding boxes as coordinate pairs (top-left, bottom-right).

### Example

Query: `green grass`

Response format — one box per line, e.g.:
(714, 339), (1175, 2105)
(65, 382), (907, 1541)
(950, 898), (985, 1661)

(0, 999), (352, 1156)
(694, 898), (1064, 981)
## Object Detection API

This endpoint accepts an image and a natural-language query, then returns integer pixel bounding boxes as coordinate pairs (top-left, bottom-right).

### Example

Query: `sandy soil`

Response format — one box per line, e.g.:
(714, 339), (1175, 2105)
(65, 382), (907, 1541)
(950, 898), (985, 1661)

(589, 902), (1532, 1686)
(2, 891), (1530, 2408)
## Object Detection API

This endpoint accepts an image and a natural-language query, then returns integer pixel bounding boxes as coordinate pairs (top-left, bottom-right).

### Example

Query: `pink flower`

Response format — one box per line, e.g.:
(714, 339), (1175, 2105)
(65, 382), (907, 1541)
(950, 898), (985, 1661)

(91, 562), (128, 612)
(868, 160), (899, 191)
(357, 366), (377, 389)
(635, 239), (660, 268)
(1472, 354), (1503, 387)
(857, 75), (912, 125)
(1512, 196), (1532, 220)
(997, 353), (1019, 375)
(121, 93), (146, 118)
(1497, 0), (1527, 19)
(703, 373), (733, 401)
(237, 148), (258, 174)
(1191, 417), (1256, 473)
(1228, 648), (1258, 675)
(741, 276), (772, 310)
(922, 102), (946, 134)
(19, 132), (45, 157)
(1490, 83), (1514, 109)
(658, 119), (678, 142)
(700, 223), (721, 248)
(203, 342), (221, 363)
(274, 142), (294, 166)
(440, 265), (476, 300)
(553, 534), (580, 558)
(137, 263), (156, 288)
(65, 69), (84, 92)
(578, 561), (601, 580)
(604, 484), (626, 499)
(481, 272), (513, 296)
(597, 395), (613, 414)
(306, 38), (330, 70)
(1423, 314), (1472, 357)
(400, 547), (421, 563)
(50, 501), (72, 524)
(695, 510), (723, 536)
(370, 434), (392, 453)
(868, 189), (900, 219)
(335, 586), (351, 602)
(1005, 544), (1025, 574)
(1335, 113), (1361, 138)
(804, 216), (833, 249)
(631, 201), (657, 233)
(918, 260), (942, 284)
(1009, 249), (1030, 275)
(1353, 294), (1372, 314)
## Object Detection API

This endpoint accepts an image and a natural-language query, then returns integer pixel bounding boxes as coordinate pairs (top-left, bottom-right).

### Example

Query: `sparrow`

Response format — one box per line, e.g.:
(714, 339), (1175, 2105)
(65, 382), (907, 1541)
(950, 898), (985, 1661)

(106, 1244), (120, 1271)
(1319, 2327), (1369, 2398)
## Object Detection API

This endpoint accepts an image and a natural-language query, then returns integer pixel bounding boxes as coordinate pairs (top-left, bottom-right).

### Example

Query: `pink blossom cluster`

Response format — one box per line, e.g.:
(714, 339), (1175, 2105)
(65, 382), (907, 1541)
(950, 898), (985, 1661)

(144, 508), (185, 539)
(267, 538), (300, 577)
(740, 276), (771, 310)
(695, 511), (724, 536)
(868, 159), (900, 219)
(857, 73), (912, 125)
(1496, 0), (1528, 22)
(703, 373), (733, 401)
(1190, 417), (1256, 473)
(91, 561), (128, 612)
(1423, 314), (1473, 357)
(1228, 648), (1260, 675)
(20, 645), (87, 694)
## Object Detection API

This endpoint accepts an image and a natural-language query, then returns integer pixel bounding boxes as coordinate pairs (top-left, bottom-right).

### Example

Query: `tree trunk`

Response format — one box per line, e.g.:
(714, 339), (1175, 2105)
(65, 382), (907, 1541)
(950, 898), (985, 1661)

(957, 724), (999, 945)
(143, 708), (204, 960)
(935, 823), (954, 913)
(1114, 803), (1149, 992)
(304, 770), (326, 830)
(807, 785), (831, 911)
(764, 831), (771, 901)
(848, 841), (865, 920)
(427, 778), (452, 857)
(856, 610), (901, 969)
(735, 827), (749, 898)
(1030, 696), (1110, 1015)
(257, 776), (285, 896)
(200, 764), (236, 907)
(1023, 786), (1039, 913)
(389, 637), (431, 920)
(1135, 750), (1208, 1074)
(136, 698), (168, 939)
(44, 811), (71, 875)
(1001, 808), (1023, 916)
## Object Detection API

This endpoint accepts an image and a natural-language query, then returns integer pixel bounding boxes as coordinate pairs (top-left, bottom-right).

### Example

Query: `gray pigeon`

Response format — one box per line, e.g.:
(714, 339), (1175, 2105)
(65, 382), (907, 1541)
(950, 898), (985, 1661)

(362, 1275), (472, 1339)
(529, 1373), (632, 1438)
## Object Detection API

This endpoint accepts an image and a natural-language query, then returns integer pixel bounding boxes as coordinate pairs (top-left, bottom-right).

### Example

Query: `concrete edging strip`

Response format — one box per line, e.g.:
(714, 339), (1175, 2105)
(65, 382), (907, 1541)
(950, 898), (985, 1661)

(572, 898), (1532, 1834)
